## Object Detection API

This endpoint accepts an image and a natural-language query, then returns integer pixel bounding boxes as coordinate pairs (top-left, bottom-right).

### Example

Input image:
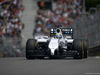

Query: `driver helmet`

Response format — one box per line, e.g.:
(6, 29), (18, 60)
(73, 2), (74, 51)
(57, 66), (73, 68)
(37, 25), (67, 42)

(56, 33), (62, 38)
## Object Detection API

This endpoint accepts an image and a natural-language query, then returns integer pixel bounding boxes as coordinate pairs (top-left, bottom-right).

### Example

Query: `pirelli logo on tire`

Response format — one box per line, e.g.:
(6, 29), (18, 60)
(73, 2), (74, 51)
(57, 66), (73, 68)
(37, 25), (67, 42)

(82, 40), (84, 58)
(35, 41), (37, 46)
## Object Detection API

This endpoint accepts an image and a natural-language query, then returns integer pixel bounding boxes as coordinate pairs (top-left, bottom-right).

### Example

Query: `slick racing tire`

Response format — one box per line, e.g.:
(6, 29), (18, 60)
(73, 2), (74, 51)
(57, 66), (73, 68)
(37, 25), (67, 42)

(73, 40), (83, 59)
(26, 39), (37, 59)
(83, 40), (88, 58)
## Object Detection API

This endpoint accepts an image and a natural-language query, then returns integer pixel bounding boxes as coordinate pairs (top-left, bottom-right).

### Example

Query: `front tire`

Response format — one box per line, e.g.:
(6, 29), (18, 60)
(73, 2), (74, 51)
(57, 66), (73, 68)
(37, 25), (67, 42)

(26, 39), (37, 59)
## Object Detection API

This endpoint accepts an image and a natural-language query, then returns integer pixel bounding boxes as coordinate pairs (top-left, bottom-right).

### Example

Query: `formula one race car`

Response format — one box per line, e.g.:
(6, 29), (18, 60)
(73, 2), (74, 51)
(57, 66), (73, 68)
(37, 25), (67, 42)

(26, 28), (88, 59)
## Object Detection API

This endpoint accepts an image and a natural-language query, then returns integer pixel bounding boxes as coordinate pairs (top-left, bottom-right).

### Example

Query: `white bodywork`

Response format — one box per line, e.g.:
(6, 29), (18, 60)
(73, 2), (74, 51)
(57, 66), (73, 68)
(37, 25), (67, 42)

(49, 38), (59, 55)
(34, 28), (74, 55)
(35, 36), (48, 42)
(48, 37), (74, 55)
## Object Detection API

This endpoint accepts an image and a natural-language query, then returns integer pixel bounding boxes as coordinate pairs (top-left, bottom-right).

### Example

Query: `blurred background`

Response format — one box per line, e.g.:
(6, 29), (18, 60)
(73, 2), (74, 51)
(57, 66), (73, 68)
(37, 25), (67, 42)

(0, 0), (100, 57)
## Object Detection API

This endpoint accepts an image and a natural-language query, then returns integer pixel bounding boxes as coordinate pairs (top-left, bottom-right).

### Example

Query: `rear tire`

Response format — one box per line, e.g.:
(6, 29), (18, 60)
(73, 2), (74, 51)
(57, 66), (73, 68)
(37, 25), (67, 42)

(83, 40), (88, 58)
(73, 40), (83, 59)
(26, 39), (37, 59)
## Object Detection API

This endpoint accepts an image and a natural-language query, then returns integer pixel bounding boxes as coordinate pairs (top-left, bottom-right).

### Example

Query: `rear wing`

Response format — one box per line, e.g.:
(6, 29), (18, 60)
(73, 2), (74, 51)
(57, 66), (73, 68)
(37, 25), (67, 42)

(50, 28), (73, 39)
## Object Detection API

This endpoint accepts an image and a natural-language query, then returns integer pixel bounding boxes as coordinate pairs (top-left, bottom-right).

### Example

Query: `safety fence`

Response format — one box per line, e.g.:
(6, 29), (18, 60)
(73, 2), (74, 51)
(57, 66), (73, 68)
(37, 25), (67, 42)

(0, 36), (25, 57)
(70, 12), (100, 48)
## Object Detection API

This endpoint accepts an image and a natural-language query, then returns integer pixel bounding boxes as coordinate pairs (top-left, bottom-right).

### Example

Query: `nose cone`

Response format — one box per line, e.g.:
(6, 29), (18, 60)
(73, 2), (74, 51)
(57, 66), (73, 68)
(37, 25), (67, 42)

(50, 49), (55, 55)
(49, 39), (59, 55)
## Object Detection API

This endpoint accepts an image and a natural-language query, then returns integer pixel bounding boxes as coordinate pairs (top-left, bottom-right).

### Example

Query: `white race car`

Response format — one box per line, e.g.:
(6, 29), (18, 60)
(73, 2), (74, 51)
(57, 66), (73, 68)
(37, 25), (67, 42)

(26, 28), (88, 59)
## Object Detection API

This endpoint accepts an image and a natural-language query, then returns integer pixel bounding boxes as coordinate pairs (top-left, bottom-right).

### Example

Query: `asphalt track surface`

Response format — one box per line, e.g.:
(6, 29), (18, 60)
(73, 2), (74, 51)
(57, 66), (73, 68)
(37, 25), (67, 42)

(0, 57), (100, 75)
